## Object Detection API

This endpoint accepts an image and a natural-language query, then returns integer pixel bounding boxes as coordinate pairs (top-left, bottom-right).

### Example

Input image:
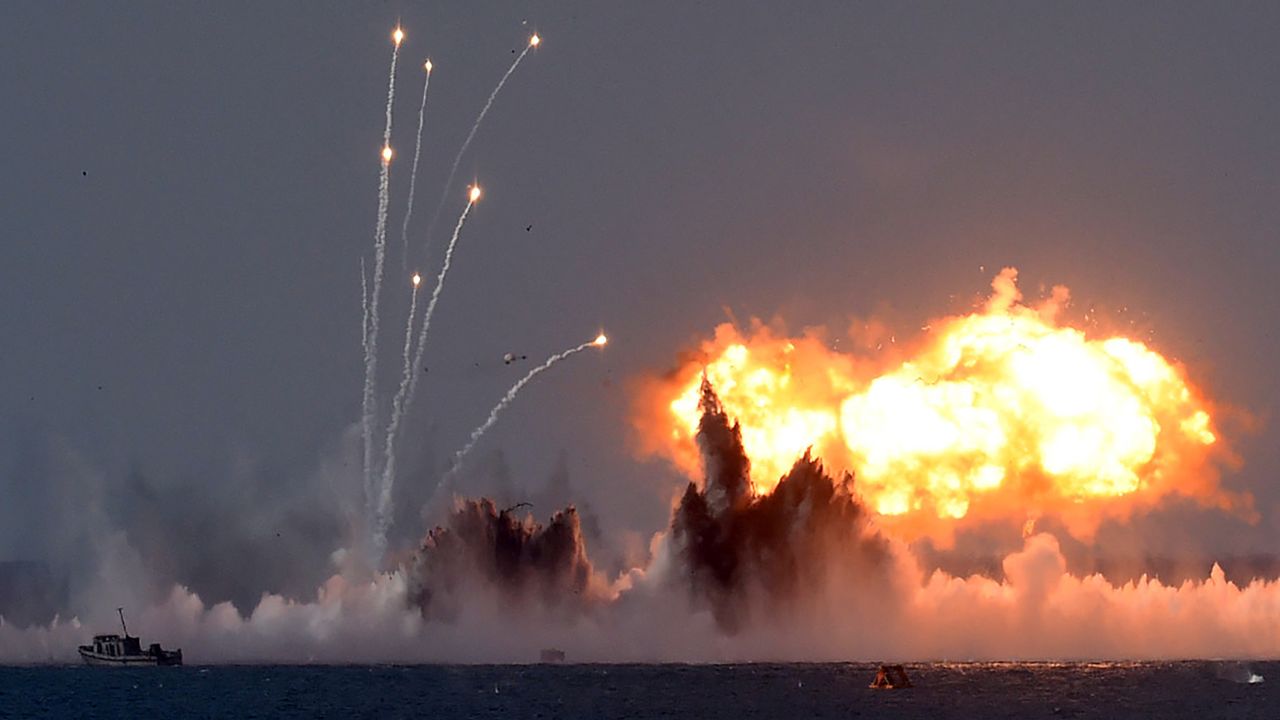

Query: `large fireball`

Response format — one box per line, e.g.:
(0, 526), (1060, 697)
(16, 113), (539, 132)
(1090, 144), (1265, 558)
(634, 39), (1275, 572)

(637, 268), (1245, 541)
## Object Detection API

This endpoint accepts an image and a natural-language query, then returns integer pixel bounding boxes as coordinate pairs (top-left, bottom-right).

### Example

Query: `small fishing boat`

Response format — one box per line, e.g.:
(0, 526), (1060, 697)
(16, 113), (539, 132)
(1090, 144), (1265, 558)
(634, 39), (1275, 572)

(78, 608), (182, 667)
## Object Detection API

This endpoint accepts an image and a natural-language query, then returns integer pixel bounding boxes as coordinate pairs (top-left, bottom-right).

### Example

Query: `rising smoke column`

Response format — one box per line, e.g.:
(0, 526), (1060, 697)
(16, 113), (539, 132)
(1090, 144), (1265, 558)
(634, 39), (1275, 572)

(669, 378), (889, 632)
(406, 498), (598, 621)
(361, 26), (405, 540)
(399, 60), (433, 271)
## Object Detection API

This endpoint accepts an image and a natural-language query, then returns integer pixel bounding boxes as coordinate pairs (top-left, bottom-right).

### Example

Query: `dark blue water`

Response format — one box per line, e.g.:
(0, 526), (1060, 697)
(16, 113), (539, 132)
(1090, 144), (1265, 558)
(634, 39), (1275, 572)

(0, 662), (1272, 719)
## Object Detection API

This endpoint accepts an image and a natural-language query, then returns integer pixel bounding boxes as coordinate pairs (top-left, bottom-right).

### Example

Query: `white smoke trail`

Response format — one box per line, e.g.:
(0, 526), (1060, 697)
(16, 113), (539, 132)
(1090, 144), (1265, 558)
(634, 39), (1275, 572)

(360, 257), (369, 356)
(399, 62), (433, 271)
(425, 37), (537, 250)
(436, 335), (605, 496)
(369, 194), (479, 553)
(373, 274), (422, 557)
(361, 34), (402, 540)
(403, 193), (478, 416)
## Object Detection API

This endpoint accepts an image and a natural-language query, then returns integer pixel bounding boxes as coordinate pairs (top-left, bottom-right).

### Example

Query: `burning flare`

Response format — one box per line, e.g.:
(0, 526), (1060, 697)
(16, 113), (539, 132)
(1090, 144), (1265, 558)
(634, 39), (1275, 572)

(640, 268), (1243, 541)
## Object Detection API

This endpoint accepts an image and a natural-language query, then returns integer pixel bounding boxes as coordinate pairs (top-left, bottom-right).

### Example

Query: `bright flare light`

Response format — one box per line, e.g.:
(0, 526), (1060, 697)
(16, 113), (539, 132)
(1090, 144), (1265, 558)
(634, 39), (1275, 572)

(393, 27), (405, 46)
(424, 59), (433, 73)
(381, 145), (393, 162)
(411, 273), (421, 288)
(529, 34), (541, 47)
(469, 185), (482, 203)
(594, 334), (608, 346)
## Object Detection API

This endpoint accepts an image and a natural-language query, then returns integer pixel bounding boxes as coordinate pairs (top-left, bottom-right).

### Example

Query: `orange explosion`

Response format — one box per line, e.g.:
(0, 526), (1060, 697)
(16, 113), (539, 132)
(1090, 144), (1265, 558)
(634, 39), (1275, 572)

(636, 268), (1245, 541)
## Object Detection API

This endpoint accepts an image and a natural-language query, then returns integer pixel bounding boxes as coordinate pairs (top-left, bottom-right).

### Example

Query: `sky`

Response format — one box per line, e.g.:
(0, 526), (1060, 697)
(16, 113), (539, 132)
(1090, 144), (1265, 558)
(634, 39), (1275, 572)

(2, 2), (1279, 613)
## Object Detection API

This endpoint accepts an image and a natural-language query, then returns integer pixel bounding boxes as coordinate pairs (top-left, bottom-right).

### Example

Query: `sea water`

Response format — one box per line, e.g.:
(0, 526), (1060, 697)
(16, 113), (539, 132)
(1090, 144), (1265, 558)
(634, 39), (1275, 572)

(0, 661), (1272, 719)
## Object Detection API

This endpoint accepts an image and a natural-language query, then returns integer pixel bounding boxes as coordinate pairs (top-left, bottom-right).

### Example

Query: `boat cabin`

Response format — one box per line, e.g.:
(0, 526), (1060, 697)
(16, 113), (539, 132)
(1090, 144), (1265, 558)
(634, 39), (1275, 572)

(90, 634), (143, 658)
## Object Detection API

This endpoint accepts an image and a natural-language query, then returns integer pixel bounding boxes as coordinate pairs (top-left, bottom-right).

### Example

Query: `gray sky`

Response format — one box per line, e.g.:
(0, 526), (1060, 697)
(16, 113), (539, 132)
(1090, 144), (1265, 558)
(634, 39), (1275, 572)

(3, 2), (1279, 608)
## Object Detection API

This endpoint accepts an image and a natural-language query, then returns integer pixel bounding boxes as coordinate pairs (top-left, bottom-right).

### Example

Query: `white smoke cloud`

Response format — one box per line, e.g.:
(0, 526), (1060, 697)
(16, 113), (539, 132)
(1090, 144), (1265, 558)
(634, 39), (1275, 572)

(4, 405), (1279, 663)
(7, 528), (1280, 664)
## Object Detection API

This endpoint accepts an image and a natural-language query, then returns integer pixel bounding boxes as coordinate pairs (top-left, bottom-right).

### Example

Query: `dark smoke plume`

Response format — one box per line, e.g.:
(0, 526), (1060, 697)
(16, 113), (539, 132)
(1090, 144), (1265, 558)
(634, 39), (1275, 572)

(406, 498), (598, 620)
(403, 379), (887, 633)
(670, 378), (888, 632)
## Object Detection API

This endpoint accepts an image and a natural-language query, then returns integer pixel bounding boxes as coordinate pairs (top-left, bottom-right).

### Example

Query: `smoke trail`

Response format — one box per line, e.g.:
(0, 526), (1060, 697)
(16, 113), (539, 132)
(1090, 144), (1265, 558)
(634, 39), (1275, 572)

(360, 256), (369, 356)
(399, 61), (433, 271)
(361, 31), (403, 541)
(435, 334), (606, 497)
(373, 274), (422, 558)
(402, 191), (479, 421)
(424, 36), (538, 255)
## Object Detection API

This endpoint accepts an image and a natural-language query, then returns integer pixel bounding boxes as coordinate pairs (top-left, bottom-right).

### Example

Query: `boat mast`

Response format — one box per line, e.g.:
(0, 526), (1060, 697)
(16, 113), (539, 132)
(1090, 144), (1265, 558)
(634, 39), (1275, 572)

(117, 607), (129, 637)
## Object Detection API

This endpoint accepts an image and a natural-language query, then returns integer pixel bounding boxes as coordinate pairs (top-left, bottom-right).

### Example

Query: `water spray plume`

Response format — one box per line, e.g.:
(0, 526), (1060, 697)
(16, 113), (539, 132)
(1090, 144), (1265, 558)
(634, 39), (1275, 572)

(360, 29), (403, 550)
(435, 333), (608, 498)
(424, 36), (537, 253)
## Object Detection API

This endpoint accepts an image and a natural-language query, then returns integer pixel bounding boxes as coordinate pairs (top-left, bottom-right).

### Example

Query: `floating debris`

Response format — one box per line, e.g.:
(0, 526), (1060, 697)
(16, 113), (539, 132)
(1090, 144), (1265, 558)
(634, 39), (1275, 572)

(869, 664), (911, 689)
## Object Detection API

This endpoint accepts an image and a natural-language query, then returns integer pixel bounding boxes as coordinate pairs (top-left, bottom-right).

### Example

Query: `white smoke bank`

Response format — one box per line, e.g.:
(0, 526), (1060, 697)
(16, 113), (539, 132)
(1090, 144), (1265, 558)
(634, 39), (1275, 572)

(5, 394), (1278, 663)
(7, 530), (1280, 663)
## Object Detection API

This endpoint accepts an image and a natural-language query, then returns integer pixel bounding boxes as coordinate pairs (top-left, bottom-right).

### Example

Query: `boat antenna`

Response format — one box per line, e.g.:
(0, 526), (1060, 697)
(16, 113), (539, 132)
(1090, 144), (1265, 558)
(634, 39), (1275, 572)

(117, 607), (129, 637)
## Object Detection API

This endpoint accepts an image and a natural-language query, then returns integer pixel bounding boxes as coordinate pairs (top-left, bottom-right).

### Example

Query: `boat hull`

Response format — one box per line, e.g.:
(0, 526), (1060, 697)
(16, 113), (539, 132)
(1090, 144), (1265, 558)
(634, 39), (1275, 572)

(78, 648), (183, 667)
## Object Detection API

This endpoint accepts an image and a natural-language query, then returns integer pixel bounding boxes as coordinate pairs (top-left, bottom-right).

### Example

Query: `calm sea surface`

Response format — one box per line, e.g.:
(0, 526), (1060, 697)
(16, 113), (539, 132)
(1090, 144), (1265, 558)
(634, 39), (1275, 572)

(0, 662), (1273, 719)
